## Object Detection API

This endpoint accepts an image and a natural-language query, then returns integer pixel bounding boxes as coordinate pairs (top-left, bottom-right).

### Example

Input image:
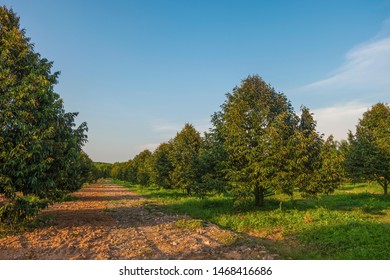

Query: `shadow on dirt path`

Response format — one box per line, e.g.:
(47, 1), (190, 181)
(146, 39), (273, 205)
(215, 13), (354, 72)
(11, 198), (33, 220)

(0, 182), (278, 260)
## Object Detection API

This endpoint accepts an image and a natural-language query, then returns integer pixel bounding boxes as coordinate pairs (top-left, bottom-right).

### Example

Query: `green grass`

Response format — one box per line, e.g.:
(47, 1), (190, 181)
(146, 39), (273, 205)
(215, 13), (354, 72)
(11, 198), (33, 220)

(116, 180), (390, 259)
(0, 213), (57, 238)
(175, 219), (204, 231)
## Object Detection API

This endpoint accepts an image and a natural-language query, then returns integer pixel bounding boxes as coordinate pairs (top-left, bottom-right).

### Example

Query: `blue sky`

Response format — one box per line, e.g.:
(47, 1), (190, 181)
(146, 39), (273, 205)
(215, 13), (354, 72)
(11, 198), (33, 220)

(3, 0), (390, 163)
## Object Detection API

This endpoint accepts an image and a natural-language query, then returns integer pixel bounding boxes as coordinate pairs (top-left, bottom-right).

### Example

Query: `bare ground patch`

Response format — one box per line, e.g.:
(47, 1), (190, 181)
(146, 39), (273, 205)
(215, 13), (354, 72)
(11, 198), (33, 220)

(0, 182), (278, 260)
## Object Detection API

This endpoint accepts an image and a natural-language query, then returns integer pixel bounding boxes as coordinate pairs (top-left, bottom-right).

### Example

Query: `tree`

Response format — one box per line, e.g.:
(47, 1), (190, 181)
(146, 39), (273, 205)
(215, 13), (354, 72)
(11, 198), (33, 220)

(151, 142), (174, 189)
(314, 136), (345, 194)
(132, 150), (153, 186)
(0, 6), (88, 221)
(170, 123), (202, 194)
(93, 162), (113, 179)
(293, 106), (324, 195)
(211, 75), (342, 206)
(76, 151), (97, 184)
(212, 75), (299, 206)
(344, 103), (390, 194)
(191, 131), (229, 198)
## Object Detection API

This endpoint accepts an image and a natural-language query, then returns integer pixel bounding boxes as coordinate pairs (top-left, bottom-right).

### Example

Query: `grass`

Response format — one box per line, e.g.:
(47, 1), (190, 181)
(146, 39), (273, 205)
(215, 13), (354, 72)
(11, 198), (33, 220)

(0, 213), (57, 238)
(115, 179), (390, 259)
(175, 219), (204, 231)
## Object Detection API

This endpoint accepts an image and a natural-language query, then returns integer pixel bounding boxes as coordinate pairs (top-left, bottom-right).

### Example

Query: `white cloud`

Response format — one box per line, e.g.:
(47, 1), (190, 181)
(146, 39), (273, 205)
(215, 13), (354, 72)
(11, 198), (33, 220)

(303, 37), (390, 92)
(295, 19), (390, 141)
(312, 102), (369, 141)
(298, 19), (390, 105)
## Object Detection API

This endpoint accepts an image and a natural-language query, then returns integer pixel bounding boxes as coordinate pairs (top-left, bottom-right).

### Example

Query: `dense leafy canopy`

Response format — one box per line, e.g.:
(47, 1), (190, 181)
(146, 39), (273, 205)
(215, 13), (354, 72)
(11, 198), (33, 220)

(0, 6), (91, 222)
(210, 75), (341, 206)
(344, 103), (390, 194)
(151, 142), (174, 189)
(210, 75), (297, 206)
(169, 123), (202, 194)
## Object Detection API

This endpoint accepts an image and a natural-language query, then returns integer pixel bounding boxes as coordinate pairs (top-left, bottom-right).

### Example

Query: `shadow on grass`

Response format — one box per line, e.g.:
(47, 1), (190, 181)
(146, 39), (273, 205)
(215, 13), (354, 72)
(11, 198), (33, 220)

(138, 191), (189, 200)
(115, 181), (390, 260)
(339, 183), (373, 191)
(296, 221), (390, 259)
(158, 192), (390, 217)
(118, 180), (390, 214)
(318, 192), (390, 214)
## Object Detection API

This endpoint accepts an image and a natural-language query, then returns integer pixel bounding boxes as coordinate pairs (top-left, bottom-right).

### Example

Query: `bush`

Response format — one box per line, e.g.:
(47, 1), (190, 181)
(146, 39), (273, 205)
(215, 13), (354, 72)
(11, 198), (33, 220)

(0, 197), (49, 224)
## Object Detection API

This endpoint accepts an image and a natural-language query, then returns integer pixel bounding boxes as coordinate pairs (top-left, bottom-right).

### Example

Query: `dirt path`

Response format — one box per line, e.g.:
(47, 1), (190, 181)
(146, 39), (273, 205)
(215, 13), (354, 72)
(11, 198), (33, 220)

(0, 182), (277, 260)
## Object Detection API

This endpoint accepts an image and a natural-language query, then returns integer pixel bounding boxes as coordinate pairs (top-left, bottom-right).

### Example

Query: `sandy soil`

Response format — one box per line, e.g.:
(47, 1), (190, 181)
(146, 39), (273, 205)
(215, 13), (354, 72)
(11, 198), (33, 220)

(0, 182), (278, 260)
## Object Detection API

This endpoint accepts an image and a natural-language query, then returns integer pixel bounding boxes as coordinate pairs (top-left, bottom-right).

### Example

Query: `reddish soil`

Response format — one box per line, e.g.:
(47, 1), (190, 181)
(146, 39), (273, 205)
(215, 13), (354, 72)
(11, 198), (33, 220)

(0, 182), (278, 260)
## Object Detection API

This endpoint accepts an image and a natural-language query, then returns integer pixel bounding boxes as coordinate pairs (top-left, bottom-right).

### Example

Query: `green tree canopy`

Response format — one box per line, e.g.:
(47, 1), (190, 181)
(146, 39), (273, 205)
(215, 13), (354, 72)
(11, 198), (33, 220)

(191, 130), (229, 198)
(212, 75), (299, 206)
(0, 6), (88, 204)
(151, 142), (174, 189)
(170, 123), (202, 194)
(344, 103), (390, 194)
(211, 75), (341, 206)
(131, 150), (153, 186)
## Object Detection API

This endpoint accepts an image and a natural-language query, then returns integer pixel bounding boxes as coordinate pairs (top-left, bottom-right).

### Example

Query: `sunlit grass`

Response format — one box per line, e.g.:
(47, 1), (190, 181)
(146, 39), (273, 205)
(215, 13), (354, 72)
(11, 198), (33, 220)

(115, 179), (390, 259)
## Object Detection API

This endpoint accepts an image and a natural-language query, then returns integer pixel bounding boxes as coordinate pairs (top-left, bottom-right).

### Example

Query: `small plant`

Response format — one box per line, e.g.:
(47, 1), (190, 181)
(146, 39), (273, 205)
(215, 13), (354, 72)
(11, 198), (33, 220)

(215, 231), (239, 245)
(0, 197), (50, 225)
(175, 219), (204, 231)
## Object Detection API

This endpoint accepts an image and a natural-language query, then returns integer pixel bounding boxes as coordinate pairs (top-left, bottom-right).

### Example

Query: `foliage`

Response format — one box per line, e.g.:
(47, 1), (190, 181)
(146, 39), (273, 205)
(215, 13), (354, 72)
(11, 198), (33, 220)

(344, 103), (390, 194)
(211, 75), (295, 206)
(293, 109), (344, 196)
(150, 142), (174, 189)
(93, 162), (113, 179)
(191, 131), (229, 198)
(111, 160), (134, 182)
(109, 123), (220, 198)
(132, 150), (153, 186)
(0, 6), (90, 222)
(210, 75), (340, 206)
(0, 196), (49, 224)
(72, 151), (97, 185)
(169, 123), (202, 194)
(313, 136), (345, 194)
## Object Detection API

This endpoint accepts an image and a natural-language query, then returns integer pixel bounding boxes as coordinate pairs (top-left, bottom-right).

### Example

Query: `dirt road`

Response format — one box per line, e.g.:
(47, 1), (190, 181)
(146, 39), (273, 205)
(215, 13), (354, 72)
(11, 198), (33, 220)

(0, 182), (277, 260)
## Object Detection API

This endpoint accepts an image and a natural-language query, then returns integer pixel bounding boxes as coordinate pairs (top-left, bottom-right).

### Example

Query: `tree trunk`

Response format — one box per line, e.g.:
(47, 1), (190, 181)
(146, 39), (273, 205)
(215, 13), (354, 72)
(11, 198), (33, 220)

(379, 179), (388, 195)
(254, 186), (264, 207)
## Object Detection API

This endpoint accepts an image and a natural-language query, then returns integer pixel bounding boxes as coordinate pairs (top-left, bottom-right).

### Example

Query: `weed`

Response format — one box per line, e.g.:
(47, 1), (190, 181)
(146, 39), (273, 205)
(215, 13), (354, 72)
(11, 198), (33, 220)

(214, 231), (239, 245)
(175, 219), (204, 231)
